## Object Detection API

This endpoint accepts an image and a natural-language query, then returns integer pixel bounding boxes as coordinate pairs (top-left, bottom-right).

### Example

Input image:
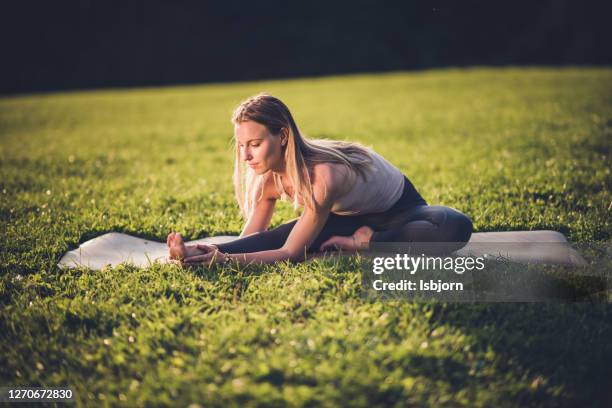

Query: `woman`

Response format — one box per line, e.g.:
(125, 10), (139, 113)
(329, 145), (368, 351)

(167, 93), (472, 266)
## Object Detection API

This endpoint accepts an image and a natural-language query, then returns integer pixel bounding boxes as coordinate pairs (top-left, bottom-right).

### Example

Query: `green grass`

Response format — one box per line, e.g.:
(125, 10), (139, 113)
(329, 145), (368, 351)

(1, 67), (611, 406)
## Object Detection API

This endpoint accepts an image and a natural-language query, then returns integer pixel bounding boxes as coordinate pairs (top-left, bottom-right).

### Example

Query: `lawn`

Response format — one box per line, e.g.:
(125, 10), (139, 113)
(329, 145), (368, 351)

(1, 67), (611, 406)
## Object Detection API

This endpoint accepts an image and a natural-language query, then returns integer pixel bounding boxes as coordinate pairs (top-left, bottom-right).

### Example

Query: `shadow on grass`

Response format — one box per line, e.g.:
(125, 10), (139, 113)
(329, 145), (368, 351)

(431, 303), (612, 406)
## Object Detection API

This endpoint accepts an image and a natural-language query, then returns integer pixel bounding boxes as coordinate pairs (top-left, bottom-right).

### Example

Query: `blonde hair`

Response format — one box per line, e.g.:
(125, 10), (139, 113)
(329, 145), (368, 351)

(232, 93), (374, 219)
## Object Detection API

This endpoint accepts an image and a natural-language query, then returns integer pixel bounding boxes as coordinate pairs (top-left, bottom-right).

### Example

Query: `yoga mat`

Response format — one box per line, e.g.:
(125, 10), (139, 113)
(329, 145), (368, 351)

(58, 230), (585, 270)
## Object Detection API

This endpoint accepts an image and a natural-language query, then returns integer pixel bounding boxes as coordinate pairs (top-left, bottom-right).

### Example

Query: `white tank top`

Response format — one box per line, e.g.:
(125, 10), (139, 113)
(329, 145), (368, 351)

(279, 149), (406, 215)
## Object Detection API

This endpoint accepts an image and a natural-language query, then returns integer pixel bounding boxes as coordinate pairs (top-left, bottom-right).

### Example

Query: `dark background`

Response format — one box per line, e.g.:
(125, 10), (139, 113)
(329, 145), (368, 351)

(1, 0), (610, 95)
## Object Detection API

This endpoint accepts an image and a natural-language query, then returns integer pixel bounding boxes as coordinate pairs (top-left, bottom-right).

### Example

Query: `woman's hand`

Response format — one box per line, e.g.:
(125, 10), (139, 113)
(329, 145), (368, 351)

(182, 244), (226, 266)
(167, 233), (219, 262)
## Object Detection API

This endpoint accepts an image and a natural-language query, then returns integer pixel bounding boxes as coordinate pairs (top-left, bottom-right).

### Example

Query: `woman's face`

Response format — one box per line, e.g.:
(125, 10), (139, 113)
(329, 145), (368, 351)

(235, 120), (285, 175)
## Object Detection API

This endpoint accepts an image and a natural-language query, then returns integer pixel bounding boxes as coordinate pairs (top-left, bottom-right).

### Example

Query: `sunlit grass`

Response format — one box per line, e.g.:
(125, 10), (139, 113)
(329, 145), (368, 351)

(0, 67), (611, 406)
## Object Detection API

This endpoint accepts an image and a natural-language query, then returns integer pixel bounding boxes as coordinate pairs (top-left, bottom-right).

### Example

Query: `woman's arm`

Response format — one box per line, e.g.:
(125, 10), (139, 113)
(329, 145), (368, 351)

(185, 165), (336, 266)
(240, 197), (276, 237)
(239, 172), (280, 237)
(226, 199), (332, 264)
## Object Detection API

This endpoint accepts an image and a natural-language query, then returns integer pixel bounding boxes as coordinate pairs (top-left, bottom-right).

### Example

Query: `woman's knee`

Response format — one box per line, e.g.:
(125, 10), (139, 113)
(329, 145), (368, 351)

(419, 205), (472, 242)
(444, 208), (473, 243)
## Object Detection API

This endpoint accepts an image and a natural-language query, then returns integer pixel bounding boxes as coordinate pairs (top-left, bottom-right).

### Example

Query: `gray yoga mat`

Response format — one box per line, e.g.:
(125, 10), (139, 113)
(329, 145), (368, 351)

(58, 230), (585, 270)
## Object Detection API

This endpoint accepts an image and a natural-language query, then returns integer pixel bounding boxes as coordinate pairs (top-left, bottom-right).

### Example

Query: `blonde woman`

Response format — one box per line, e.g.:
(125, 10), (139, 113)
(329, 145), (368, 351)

(167, 94), (472, 266)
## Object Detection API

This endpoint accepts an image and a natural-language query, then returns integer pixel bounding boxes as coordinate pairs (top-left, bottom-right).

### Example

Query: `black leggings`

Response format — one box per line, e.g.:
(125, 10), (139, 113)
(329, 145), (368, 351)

(216, 205), (473, 255)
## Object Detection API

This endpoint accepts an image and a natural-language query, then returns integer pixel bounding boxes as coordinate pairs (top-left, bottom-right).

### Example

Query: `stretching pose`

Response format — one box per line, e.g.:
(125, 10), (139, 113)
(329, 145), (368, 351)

(167, 94), (472, 266)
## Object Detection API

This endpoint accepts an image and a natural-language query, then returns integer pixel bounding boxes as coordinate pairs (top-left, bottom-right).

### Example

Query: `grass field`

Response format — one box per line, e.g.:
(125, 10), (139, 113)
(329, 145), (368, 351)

(1, 67), (611, 406)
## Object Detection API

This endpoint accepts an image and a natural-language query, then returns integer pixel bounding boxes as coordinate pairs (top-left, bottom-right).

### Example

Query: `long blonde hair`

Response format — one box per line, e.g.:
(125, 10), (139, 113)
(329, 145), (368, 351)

(232, 93), (374, 219)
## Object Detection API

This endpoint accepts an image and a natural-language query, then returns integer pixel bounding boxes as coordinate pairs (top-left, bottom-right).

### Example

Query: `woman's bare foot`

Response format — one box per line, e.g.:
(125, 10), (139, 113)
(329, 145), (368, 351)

(319, 225), (374, 252)
(167, 232), (213, 260)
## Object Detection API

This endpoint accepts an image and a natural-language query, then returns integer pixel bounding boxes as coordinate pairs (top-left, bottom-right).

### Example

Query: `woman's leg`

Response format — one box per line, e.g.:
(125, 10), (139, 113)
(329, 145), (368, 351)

(215, 220), (297, 254)
(371, 205), (473, 252)
(216, 213), (367, 254)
